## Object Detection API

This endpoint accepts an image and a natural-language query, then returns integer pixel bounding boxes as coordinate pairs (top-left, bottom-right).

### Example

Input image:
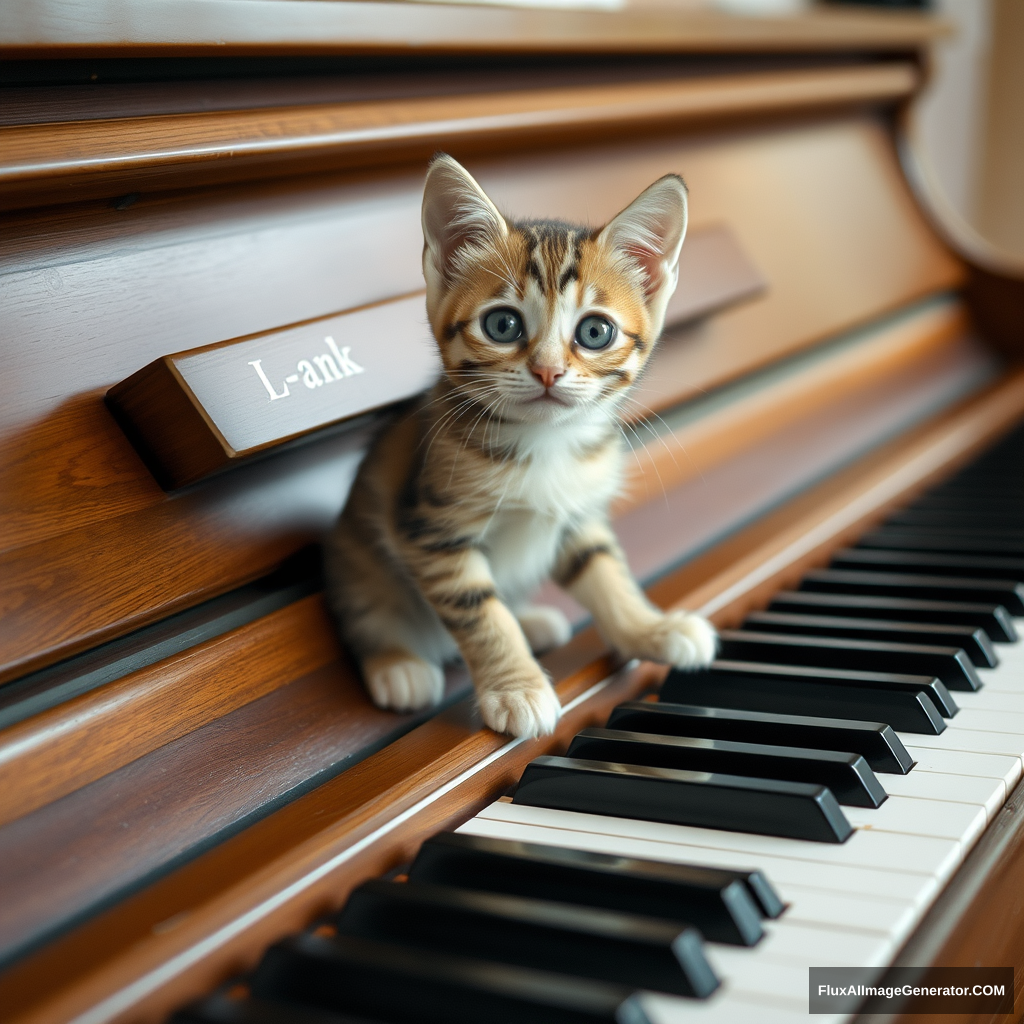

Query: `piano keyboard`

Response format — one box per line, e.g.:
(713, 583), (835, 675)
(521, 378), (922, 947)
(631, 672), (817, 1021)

(176, 424), (1024, 1024)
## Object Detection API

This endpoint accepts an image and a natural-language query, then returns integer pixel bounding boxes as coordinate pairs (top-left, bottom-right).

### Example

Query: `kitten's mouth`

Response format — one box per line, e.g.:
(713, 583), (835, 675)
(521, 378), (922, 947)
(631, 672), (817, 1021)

(529, 391), (571, 406)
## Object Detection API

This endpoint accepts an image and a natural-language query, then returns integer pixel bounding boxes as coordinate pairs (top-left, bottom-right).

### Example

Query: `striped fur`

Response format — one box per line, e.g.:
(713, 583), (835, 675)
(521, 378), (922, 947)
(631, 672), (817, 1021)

(325, 155), (715, 738)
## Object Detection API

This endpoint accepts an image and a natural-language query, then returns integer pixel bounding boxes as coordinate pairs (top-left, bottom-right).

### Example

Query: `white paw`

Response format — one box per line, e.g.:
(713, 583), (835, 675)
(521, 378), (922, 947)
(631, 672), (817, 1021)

(478, 673), (562, 739)
(619, 611), (717, 669)
(363, 653), (444, 712)
(516, 605), (573, 654)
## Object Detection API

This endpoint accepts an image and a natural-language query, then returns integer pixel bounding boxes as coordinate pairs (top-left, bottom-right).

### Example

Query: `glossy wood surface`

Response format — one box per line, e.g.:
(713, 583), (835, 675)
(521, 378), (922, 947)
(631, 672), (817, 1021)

(0, 114), (963, 684)
(0, 595), (341, 830)
(0, 64), (917, 210)
(106, 222), (763, 490)
(3, 370), (1021, 1024)
(0, 4), (945, 58)
(616, 296), (971, 514)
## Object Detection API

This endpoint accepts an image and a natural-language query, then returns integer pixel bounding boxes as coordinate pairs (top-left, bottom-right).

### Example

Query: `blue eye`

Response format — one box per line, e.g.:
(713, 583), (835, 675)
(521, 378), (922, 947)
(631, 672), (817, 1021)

(575, 315), (616, 350)
(482, 308), (524, 343)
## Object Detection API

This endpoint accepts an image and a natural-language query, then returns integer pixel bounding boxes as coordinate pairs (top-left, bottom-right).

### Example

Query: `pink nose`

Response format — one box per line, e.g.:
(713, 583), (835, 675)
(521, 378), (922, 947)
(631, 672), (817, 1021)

(531, 365), (565, 389)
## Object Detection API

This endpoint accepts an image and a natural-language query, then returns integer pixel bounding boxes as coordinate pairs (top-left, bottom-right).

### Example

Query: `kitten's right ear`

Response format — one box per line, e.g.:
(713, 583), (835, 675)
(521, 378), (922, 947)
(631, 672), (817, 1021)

(422, 154), (507, 281)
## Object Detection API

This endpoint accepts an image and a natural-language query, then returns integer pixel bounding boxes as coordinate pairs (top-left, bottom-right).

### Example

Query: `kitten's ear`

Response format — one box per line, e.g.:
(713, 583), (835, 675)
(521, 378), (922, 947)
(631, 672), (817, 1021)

(422, 154), (507, 282)
(598, 174), (688, 309)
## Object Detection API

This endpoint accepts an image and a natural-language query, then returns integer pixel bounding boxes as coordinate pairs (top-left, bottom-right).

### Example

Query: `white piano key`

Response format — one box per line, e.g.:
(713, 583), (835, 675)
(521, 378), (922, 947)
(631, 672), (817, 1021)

(472, 801), (962, 881)
(879, 769), (1004, 818)
(901, 729), (1024, 761)
(950, 691), (1024, 713)
(707, 948), (830, 1004)
(844, 795), (986, 847)
(947, 707), (1024, 734)
(899, 744), (1022, 787)
(778, 885), (917, 941)
(458, 813), (941, 908)
(743, 919), (895, 967)
(643, 990), (847, 1024)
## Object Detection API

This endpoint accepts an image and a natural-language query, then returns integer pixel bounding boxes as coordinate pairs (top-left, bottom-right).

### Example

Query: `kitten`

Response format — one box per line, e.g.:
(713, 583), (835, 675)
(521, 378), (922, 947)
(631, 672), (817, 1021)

(325, 153), (716, 739)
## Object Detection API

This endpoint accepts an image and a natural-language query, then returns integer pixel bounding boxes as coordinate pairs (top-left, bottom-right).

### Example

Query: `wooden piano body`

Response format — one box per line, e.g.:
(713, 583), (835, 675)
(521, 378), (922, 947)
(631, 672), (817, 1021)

(1, 5), (1023, 1021)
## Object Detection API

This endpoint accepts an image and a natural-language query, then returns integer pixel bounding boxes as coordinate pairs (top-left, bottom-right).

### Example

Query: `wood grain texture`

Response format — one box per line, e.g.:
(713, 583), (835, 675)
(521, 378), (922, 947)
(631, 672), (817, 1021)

(0, 3), (946, 58)
(614, 297), (971, 515)
(0, 595), (341, 829)
(0, 116), (963, 682)
(3, 371), (1021, 1024)
(0, 64), (918, 210)
(0, 659), (473, 968)
(0, 424), (371, 684)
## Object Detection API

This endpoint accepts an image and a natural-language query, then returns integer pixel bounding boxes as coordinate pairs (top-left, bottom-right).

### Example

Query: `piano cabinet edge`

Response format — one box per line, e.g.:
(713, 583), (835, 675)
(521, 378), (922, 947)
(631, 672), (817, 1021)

(871, 773), (1024, 1024)
(4, 368), (1024, 1024)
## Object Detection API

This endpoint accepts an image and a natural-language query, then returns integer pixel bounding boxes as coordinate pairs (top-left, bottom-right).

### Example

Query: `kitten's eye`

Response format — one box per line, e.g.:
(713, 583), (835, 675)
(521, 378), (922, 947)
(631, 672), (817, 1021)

(575, 315), (616, 351)
(482, 308), (524, 344)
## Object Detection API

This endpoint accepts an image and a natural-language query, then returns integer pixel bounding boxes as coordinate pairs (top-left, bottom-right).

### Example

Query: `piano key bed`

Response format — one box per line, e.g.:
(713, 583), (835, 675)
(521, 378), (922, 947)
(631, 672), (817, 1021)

(176, 424), (1024, 1023)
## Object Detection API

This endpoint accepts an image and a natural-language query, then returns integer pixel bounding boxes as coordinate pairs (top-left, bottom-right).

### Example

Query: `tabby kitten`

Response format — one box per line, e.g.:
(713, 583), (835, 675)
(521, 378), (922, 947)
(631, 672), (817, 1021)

(325, 154), (716, 739)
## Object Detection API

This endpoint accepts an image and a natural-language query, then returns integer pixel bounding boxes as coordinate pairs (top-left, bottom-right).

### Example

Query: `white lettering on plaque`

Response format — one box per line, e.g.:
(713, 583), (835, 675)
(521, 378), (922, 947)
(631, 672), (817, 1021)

(248, 359), (290, 401)
(250, 337), (365, 402)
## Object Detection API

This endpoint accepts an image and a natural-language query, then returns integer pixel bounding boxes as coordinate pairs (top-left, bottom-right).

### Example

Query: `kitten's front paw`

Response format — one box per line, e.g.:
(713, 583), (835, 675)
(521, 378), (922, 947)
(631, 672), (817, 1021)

(516, 605), (573, 655)
(363, 652), (444, 712)
(619, 611), (717, 669)
(478, 672), (562, 739)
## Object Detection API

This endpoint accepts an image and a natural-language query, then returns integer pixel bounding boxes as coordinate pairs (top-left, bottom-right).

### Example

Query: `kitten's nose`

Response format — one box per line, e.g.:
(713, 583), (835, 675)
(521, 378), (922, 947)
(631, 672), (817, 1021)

(531, 364), (565, 389)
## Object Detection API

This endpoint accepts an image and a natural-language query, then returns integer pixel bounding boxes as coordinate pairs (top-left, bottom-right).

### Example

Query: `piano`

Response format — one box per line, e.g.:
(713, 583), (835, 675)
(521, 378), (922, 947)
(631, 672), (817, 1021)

(2, 4), (1023, 1022)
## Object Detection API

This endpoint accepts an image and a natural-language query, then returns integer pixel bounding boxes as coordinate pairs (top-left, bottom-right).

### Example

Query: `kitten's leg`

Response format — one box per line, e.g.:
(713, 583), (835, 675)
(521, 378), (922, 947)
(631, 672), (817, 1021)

(401, 546), (561, 738)
(554, 521), (717, 668)
(362, 650), (445, 712)
(515, 605), (572, 655)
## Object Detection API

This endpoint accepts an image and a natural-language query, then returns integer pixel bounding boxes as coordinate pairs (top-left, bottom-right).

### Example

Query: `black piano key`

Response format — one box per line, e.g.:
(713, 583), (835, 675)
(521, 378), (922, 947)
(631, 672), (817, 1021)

(253, 933), (651, 1024)
(566, 727), (886, 808)
(768, 590), (1018, 643)
(513, 755), (853, 844)
(175, 992), (377, 1024)
(858, 528), (1024, 558)
(743, 610), (998, 668)
(661, 661), (947, 735)
(409, 831), (773, 944)
(719, 629), (979, 694)
(832, 547), (1024, 584)
(334, 879), (720, 998)
(888, 508), (1024, 529)
(800, 568), (1024, 616)
(607, 701), (914, 774)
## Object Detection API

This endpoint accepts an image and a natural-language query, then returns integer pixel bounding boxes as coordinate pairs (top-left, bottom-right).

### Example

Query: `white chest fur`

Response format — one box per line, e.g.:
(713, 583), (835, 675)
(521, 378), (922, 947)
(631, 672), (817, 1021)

(478, 425), (623, 605)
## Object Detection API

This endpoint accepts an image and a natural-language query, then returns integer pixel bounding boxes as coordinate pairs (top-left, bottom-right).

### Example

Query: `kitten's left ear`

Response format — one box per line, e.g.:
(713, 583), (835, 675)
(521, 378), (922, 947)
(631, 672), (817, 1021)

(598, 174), (688, 322)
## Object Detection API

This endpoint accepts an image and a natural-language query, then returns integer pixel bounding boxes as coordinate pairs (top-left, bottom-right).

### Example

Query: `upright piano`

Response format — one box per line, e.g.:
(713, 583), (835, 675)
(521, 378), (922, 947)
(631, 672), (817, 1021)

(2, 4), (1024, 1022)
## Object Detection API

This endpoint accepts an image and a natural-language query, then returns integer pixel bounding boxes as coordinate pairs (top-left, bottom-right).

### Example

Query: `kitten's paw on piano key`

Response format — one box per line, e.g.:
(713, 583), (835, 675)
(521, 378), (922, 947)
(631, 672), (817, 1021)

(620, 611), (717, 669)
(363, 652), (445, 712)
(478, 674), (562, 738)
(516, 604), (573, 654)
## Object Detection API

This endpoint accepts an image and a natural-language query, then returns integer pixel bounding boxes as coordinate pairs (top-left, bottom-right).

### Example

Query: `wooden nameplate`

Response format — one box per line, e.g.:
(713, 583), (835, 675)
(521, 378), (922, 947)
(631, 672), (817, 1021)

(107, 224), (764, 490)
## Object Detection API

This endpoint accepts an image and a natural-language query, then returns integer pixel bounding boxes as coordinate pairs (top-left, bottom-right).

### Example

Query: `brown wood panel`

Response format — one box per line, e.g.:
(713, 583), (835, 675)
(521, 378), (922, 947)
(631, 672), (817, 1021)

(0, 4), (945, 59)
(0, 116), (963, 682)
(0, 595), (341, 829)
(3, 370), (1021, 1024)
(1, 117), (962, 553)
(0, 658), (472, 967)
(0, 64), (917, 211)
(0, 426), (370, 684)
(615, 297), (970, 513)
